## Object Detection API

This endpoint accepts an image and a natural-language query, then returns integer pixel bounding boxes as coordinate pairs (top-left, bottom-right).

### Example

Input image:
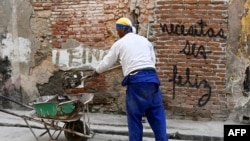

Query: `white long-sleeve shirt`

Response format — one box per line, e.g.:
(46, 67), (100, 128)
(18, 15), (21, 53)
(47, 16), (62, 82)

(95, 33), (156, 76)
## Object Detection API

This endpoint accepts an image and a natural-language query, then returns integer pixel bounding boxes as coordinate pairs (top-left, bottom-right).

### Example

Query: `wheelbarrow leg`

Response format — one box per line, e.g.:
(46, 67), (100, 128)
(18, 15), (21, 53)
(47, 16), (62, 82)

(51, 127), (63, 140)
(83, 103), (94, 136)
(52, 121), (63, 140)
(41, 119), (63, 140)
(23, 119), (39, 141)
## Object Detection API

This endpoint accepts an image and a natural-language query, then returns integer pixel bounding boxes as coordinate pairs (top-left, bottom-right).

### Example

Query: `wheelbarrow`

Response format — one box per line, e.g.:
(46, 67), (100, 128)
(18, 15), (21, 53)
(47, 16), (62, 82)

(0, 65), (121, 140)
(0, 93), (94, 141)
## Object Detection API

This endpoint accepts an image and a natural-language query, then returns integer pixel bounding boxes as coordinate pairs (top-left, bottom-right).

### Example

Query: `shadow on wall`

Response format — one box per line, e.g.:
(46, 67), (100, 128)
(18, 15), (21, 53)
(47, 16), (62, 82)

(243, 66), (250, 95)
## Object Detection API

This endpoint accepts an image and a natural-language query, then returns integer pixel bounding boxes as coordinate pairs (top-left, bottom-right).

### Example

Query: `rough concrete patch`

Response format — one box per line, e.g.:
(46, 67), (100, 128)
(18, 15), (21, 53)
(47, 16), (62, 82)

(15, 0), (33, 38)
(30, 58), (58, 84)
(30, 18), (51, 37)
(36, 10), (51, 18)
(62, 39), (81, 49)
(235, 96), (250, 123)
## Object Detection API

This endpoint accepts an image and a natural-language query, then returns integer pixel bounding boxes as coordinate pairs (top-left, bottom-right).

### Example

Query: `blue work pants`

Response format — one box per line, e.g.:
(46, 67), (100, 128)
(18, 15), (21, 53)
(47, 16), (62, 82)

(126, 82), (168, 141)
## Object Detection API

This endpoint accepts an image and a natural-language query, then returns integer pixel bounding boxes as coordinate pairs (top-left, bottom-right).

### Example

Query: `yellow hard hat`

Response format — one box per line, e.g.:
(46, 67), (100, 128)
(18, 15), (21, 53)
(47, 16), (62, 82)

(116, 17), (136, 33)
(116, 17), (132, 27)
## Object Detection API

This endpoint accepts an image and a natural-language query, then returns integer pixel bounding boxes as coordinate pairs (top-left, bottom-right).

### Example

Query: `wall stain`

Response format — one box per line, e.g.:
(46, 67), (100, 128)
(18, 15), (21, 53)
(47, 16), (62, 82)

(0, 56), (12, 109)
(240, 0), (250, 95)
(240, 0), (250, 56)
(0, 56), (12, 86)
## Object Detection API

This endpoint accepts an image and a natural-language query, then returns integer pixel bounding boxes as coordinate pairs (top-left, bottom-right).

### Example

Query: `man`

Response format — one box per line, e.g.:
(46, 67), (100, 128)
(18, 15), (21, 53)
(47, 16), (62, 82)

(92, 17), (168, 141)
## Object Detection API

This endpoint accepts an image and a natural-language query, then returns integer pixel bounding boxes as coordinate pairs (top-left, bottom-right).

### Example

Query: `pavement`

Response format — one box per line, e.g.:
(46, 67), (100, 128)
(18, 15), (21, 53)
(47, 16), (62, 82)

(0, 109), (243, 141)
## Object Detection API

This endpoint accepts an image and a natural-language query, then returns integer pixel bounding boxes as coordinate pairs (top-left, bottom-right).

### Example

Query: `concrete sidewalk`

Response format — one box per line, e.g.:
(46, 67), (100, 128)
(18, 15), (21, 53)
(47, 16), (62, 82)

(0, 109), (242, 141)
(88, 113), (238, 141)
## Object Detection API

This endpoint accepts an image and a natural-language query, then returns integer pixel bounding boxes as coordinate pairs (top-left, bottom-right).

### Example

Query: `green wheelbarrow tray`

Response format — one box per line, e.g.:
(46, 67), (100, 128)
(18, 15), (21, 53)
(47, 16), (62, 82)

(33, 102), (58, 118)
(58, 100), (78, 114)
(32, 98), (79, 119)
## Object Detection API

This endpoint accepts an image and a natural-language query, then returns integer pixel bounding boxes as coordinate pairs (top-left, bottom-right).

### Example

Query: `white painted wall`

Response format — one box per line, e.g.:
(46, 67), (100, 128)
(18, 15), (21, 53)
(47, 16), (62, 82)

(1, 33), (31, 63)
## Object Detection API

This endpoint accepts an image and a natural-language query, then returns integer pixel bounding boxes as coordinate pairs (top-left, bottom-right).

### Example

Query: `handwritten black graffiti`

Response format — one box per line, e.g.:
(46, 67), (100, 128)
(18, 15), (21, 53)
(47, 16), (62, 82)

(160, 19), (227, 39)
(180, 40), (212, 59)
(169, 65), (211, 107)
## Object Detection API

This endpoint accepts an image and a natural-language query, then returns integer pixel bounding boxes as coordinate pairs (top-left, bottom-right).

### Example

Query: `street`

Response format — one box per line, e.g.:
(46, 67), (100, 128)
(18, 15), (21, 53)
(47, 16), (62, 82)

(0, 109), (231, 141)
(0, 110), (156, 141)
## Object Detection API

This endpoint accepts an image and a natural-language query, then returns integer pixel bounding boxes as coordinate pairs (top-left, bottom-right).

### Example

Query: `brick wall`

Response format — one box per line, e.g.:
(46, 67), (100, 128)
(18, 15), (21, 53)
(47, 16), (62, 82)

(31, 0), (133, 113)
(30, 0), (230, 120)
(153, 0), (228, 120)
(33, 0), (102, 48)
(31, 0), (154, 48)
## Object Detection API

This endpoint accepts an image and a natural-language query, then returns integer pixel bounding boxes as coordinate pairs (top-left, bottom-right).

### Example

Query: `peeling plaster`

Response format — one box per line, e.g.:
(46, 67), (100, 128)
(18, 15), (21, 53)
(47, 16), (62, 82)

(1, 33), (31, 63)
(227, 0), (250, 122)
(226, 0), (249, 98)
(0, 33), (31, 84)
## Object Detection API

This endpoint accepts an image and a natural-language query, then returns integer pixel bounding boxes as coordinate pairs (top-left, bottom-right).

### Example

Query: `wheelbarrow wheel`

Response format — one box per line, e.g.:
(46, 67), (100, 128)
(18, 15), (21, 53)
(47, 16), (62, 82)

(64, 120), (90, 141)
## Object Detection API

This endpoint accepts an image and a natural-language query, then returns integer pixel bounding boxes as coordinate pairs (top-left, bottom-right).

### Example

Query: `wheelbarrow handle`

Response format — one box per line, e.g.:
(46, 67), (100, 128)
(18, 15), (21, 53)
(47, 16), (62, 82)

(58, 99), (78, 106)
(81, 75), (92, 81)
